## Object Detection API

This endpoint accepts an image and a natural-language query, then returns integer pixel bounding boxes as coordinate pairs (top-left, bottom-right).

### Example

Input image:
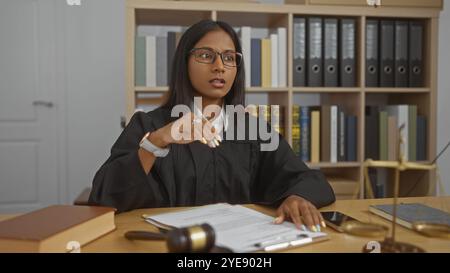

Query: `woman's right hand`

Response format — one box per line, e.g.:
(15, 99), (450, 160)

(149, 112), (220, 148)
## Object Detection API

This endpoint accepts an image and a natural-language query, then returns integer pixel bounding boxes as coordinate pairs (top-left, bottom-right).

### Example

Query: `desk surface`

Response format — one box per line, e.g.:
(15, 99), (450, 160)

(1, 196), (449, 252)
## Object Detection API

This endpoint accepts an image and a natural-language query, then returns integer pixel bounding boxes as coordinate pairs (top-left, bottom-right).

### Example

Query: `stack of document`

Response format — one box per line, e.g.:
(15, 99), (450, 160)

(144, 203), (328, 253)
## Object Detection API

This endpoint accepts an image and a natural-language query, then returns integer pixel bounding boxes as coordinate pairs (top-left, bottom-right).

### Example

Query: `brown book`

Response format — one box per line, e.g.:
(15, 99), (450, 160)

(0, 205), (116, 253)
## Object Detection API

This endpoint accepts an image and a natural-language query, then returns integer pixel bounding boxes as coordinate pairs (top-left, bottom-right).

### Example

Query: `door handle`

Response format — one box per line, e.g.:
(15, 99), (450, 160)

(120, 116), (126, 129)
(33, 100), (54, 107)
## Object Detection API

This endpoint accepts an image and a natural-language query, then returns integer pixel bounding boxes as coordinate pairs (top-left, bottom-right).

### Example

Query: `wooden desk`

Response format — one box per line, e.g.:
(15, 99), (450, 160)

(1, 197), (449, 252)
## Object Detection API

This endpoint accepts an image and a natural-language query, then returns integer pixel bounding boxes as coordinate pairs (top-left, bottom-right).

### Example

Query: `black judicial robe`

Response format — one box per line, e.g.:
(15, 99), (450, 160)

(89, 108), (335, 213)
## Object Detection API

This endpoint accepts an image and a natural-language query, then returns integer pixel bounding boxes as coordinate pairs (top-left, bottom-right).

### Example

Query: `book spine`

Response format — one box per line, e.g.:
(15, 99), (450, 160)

(346, 115), (357, 162)
(365, 105), (379, 160)
(300, 106), (310, 162)
(261, 39), (271, 87)
(379, 111), (388, 160)
(271, 105), (282, 135)
(251, 39), (261, 86)
(416, 115), (427, 161)
(338, 110), (346, 161)
(292, 105), (301, 156)
(321, 105), (331, 162)
(278, 27), (287, 87)
(409, 105), (417, 161)
(135, 36), (146, 86)
(387, 116), (398, 161)
(241, 26), (252, 88)
(270, 33), (278, 87)
(311, 111), (321, 163)
(156, 36), (167, 86)
(145, 36), (156, 87)
(330, 105), (338, 163)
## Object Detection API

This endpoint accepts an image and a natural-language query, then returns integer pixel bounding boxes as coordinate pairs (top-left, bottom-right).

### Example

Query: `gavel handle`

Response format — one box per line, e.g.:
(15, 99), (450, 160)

(124, 230), (167, 241)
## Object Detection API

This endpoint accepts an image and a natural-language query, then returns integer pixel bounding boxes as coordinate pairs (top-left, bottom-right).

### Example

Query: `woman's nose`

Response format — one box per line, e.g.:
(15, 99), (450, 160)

(211, 54), (225, 73)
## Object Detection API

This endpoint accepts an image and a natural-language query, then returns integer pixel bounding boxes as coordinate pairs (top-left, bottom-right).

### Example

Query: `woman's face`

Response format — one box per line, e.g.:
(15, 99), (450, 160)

(188, 29), (238, 104)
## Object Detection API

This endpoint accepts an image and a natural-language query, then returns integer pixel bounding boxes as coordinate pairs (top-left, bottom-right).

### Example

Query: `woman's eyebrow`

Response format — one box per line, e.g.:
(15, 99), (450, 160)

(196, 46), (236, 52)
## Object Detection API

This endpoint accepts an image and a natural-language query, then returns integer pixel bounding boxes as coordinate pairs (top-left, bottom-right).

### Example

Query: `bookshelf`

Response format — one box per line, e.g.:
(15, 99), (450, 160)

(125, 0), (442, 199)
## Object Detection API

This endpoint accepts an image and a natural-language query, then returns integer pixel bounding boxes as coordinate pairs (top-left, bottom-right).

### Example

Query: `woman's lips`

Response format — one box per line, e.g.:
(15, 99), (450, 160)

(209, 79), (225, 88)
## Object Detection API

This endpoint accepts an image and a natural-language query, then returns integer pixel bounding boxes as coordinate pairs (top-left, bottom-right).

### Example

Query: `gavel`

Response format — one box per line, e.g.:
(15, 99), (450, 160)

(124, 223), (232, 253)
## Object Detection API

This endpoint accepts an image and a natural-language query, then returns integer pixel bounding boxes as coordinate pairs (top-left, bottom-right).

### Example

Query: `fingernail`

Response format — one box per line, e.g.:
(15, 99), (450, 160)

(201, 137), (207, 144)
(216, 135), (222, 142)
(300, 225), (307, 232)
(310, 226), (317, 232)
(316, 224), (321, 232)
(321, 221), (326, 228)
(213, 139), (220, 146)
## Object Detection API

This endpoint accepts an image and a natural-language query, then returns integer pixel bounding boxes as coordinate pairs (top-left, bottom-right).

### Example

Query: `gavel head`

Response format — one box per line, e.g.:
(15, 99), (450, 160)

(166, 223), (215, 253)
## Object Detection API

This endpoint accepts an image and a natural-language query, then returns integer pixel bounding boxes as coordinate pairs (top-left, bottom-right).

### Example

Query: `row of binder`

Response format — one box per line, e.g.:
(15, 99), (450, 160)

(366, 19), (425, 87)
(293, 16), (357, 87)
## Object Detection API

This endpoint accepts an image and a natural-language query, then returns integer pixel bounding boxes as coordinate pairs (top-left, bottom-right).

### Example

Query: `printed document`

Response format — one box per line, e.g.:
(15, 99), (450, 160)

(144, 203), (328, 252)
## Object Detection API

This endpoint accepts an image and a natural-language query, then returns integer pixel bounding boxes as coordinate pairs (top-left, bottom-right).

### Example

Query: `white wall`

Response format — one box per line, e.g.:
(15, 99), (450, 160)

(437, 3), (450, 195)
(61, 0), (125, 203)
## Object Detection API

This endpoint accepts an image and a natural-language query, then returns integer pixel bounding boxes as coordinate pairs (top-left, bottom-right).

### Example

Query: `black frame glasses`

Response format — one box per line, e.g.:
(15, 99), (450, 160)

(189, 47), (243, 67)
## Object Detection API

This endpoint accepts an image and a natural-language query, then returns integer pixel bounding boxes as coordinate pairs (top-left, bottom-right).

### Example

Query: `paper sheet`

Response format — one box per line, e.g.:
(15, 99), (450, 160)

(145, 203), (327, 252)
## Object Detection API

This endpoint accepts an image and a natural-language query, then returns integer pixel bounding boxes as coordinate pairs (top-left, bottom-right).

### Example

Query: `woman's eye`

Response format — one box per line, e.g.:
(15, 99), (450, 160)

(200, 53), (212, 59)
(224, 55), (235, 62)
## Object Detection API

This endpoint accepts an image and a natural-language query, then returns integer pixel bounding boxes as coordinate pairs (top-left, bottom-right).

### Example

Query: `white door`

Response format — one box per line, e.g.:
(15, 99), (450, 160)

(0, 0), (59, 213)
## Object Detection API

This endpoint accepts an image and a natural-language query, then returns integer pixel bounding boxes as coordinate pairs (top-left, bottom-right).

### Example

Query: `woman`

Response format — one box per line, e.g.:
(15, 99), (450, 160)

(89, 20), (335, 232)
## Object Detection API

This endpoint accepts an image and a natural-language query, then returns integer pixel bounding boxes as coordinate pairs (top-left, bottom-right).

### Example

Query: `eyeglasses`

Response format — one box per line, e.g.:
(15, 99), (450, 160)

(189, 47), (242, 68)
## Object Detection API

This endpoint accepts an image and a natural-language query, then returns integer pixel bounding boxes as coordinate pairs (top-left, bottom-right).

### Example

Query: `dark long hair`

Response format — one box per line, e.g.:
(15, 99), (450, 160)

(161, 20), (245, 109)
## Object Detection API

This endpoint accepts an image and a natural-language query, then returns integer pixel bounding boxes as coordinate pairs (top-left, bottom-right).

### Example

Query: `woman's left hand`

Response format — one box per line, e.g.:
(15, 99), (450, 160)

(274, 195), (326, 232)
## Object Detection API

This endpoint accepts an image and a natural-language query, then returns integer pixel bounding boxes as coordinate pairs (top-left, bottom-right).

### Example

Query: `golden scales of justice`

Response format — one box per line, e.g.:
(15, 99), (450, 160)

(338, 124), (450, 253)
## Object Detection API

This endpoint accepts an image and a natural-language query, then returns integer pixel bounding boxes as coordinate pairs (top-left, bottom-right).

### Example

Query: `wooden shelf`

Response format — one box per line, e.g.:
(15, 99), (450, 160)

(364, 87), (431, 93)
(135, 87), (290, 93)
(135, 86), (168, 92)
(127, 0), (440, 17)
(135, 87), (431, 94)
(246, 87), (289, 93)
(126, 0), (441, 199)
(306, 162), (361, 168)
(135, 9), (211, 26)
(293, 87), (362, 93)
(300, 0), (443, 9)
